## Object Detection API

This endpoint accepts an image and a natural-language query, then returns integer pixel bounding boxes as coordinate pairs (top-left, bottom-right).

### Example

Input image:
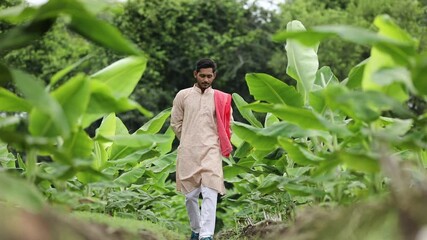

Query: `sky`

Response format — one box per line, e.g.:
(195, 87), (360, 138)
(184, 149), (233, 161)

(25, 0), (283, 10)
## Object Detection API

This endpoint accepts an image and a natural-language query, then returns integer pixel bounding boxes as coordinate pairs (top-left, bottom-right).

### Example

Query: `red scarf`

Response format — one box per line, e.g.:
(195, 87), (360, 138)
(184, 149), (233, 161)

(214, 90), (232, 157)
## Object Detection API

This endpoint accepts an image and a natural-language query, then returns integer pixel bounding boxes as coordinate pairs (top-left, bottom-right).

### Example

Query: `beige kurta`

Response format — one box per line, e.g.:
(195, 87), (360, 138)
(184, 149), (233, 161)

(170, 85), (226, 195)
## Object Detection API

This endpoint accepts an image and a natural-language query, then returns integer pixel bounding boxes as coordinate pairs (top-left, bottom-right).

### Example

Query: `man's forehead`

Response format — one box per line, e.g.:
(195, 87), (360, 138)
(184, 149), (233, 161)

(197, 68), (215, 74)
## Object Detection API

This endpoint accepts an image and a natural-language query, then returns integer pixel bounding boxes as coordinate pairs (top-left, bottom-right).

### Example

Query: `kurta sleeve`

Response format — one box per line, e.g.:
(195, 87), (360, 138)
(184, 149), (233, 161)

(171, 91), (184, 140)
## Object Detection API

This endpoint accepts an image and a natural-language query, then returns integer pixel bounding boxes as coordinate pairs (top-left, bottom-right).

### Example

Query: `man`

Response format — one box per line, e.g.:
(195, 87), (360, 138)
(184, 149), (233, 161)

(170, 58), (233, 240)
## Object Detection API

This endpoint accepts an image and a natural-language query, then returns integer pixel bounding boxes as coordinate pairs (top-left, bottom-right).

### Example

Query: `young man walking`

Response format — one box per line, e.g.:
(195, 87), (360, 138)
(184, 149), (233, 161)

(170, 58), (233, 240)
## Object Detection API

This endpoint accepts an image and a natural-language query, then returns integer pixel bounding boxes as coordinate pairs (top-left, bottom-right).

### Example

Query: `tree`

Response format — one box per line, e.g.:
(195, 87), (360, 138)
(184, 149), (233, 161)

(112, 0), (281, 128)
(3, 0), (281, 130)
(0, 0), (24, 47)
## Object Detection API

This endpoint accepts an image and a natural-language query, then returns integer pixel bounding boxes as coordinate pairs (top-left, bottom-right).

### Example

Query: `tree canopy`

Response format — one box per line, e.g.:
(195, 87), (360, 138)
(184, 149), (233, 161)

(2, 0), (426, 130)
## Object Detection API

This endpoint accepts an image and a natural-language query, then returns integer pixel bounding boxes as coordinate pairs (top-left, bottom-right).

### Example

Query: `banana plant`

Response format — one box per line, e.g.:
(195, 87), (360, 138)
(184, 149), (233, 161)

(69, 109), (177, 217)
(225, 15), (425, 209)
(0, 0), (153, 185)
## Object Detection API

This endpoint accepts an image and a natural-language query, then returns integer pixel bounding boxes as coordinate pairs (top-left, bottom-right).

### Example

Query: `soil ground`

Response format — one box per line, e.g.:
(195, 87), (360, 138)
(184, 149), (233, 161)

(1, 196), (414, 240)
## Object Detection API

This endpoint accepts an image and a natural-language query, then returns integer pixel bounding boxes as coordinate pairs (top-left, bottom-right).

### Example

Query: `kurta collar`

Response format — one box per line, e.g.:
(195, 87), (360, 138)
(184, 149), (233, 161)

(193, 84), (213, 94)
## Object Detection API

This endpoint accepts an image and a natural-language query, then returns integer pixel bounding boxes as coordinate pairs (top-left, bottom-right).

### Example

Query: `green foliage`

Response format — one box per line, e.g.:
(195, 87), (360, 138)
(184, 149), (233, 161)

(2, 0), (282, 130)
(0, 171), (46, 212)
(246, 73), (303, 107)
(0, 0), (175, 223)
(110, 0), (281, 125)
(72, 211), (185, 239)
(273, 0), (426, 81)
(1, 0), (427, 238)
(219, 13), (427, 232)
(3, 20), (92, 82)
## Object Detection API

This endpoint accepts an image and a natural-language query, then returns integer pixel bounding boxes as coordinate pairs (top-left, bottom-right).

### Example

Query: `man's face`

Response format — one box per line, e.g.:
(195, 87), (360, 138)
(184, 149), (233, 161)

(194, 68), (216, 91)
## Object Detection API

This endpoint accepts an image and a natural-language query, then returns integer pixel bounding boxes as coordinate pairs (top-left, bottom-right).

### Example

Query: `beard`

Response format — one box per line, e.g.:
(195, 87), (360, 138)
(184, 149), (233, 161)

(198, 82), (211, 89)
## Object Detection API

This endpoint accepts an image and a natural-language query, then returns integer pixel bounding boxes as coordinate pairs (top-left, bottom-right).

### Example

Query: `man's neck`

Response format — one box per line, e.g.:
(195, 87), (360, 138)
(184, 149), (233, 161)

(195, 84), (210, 93)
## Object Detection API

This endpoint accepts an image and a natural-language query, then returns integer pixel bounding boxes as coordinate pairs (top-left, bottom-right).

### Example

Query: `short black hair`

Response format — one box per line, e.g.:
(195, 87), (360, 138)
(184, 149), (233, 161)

(195, 58), (217, 72)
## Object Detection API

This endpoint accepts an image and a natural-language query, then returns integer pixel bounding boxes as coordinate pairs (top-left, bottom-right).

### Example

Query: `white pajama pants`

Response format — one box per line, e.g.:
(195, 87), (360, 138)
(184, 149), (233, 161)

(185, 186), (218, 238)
